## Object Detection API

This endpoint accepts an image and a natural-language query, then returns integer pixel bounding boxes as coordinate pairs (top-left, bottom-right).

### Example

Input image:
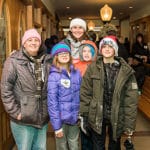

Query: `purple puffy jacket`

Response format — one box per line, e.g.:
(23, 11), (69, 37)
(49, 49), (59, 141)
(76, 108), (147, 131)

(47, 65), (82, 131)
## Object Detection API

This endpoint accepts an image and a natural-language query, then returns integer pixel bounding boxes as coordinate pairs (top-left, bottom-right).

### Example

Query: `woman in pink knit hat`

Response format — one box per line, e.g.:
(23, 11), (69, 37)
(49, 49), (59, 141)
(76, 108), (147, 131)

(1, 28), (52, 150)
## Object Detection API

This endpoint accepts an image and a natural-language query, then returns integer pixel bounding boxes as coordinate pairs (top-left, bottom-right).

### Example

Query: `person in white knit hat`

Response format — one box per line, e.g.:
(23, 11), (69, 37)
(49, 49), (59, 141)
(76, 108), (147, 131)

(63, 18), (89, 64)
(80, 35), (139, 150)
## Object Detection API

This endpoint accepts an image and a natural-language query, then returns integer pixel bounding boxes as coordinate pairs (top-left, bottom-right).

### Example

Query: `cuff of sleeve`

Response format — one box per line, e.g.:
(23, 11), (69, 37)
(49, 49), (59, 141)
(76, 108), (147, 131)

(124, 128), (134, 136)
(55, 128), (63, 134)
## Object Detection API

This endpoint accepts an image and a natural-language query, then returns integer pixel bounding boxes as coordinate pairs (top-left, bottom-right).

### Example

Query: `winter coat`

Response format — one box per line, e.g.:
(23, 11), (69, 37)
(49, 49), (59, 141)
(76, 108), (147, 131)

(80, 56), (139, 140)
(1, 49), (52, 128)
(74, 61), (92, 76)
(47, 65), (82, 131)
(132, 42), (149, 57)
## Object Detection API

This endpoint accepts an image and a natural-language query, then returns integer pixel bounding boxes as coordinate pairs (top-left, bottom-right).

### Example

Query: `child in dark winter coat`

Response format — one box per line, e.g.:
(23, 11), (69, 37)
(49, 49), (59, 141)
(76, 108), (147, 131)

(80, 36), (139, 150)
(47, 42), (82, 150)
(75, 40), (97, 150)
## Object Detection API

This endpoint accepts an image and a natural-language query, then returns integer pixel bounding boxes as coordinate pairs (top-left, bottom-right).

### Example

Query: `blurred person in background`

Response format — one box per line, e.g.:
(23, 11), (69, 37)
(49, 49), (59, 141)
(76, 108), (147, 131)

(45, 35), (59, 54)
(131, 33), (149, 63)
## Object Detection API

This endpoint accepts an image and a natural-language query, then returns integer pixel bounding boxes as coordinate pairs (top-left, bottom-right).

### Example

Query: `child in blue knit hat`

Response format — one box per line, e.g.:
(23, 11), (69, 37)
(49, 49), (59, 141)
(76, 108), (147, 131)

(47, 42), (82, 150)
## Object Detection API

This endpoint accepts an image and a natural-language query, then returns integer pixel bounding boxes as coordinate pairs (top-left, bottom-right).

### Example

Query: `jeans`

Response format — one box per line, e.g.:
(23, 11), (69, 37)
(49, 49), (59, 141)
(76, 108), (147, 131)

(91, 119), (121, 150)
(55, 124), (79, 150)
(10, 121), (48, 150)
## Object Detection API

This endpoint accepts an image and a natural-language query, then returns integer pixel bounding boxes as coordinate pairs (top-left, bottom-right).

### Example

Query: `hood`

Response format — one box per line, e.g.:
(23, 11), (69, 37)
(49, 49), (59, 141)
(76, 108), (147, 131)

(79, 40), (98, 61)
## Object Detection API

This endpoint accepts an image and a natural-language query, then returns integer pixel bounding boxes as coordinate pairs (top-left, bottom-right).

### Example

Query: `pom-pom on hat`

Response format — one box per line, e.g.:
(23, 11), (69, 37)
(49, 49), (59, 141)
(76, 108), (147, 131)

(70, 18), (87, 31)
(22, 29), (41, 45)
(51, 42), (71, 57)
(99, 35), (118, 56)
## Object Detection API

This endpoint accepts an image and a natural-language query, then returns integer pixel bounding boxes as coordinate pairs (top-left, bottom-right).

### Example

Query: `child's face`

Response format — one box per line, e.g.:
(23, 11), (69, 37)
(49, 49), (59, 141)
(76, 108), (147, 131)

(82, 46), (92, 61)
(101, 44), (115, 58)
(57, 52), (70, 64)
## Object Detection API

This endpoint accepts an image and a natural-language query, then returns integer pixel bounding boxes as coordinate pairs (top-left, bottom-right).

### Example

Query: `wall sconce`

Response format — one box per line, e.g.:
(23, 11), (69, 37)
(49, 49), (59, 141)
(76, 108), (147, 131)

(100, 4), (113, 23)
(88, 21), (95, 30)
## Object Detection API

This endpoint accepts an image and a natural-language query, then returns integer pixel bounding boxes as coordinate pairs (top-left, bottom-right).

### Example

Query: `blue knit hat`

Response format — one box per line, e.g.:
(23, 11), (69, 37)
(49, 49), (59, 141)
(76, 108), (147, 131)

(51, 42), (71, 57)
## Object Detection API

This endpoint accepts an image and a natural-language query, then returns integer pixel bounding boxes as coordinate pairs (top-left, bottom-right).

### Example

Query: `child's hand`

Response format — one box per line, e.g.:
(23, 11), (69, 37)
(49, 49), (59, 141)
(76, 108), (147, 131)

(55, 128), (64, 138)
(55, 131), (63, 138)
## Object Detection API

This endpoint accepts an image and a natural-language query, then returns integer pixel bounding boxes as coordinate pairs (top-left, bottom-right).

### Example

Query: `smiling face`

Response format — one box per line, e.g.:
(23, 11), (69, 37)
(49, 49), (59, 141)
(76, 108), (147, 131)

(23, 37), (41, 56)
(57, 52), (70, 64)
(70, 25), (85, 39)
(82, 46), (92, 61)
(101, 44), (115, 58)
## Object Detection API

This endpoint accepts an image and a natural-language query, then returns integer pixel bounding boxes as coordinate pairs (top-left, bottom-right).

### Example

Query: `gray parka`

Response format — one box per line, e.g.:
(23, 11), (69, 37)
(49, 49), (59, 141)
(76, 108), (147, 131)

(1, 48), (52, 128)
(80, 56), (139, 140)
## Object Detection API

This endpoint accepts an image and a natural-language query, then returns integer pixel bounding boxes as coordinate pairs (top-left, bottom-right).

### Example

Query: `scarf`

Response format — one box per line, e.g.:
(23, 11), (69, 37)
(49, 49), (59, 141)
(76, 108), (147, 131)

(23, 49), (45, 98)
(67, 34), (83, 59)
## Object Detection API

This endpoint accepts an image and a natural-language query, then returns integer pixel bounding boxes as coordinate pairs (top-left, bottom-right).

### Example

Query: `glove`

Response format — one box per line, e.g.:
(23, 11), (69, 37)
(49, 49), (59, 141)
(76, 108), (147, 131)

(79, 116), (90, 136)
(124, 129), (134, 150)
(124, 139), (134, 150)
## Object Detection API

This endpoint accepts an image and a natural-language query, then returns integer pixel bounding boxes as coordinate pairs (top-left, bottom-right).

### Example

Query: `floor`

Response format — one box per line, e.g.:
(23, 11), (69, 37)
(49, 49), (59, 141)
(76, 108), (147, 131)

(12, 110), (150, 150)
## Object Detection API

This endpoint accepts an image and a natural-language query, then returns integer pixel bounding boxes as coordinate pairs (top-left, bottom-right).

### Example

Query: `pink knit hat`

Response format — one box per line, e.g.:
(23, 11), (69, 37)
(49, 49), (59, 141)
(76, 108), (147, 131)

(22, 29), (41, 45)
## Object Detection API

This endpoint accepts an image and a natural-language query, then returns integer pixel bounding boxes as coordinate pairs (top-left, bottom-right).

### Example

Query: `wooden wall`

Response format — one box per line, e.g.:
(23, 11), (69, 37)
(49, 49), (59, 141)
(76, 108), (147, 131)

(0, 1), (25, 149)
(0, 0), (57, 149)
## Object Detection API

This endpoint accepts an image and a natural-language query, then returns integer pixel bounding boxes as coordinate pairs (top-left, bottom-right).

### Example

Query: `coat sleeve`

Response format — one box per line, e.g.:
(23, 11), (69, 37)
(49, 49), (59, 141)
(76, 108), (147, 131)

(80, 65), (93, 117)
(47, 73), (62, 131)
(1, 58), (20, 119)
(123, 74), (139, 133)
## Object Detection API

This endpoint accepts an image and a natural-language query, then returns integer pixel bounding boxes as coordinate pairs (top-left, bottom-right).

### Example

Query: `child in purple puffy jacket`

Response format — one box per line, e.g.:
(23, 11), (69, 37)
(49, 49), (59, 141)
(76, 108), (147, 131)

(47, 42), (82, 150)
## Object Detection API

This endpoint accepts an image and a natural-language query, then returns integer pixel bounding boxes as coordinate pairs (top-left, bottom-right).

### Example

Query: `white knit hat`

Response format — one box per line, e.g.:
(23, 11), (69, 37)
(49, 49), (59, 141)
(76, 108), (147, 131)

(99, 36), (118, 56)
(70, 18), (87, 31)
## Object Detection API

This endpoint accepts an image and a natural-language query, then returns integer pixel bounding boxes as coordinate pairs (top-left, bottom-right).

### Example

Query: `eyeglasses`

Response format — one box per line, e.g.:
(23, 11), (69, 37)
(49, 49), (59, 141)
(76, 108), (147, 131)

(57, 52), (70, 56)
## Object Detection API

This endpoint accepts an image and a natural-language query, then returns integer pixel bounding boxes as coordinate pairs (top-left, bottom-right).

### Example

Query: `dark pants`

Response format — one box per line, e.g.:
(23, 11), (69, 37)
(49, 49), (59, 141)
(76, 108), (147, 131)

(80, 129), (93, 150)
(90, 119), (121, 150)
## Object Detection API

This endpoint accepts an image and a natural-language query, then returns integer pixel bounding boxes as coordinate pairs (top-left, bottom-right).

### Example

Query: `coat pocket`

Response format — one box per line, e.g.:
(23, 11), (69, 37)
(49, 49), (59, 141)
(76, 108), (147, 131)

(20, 96), (38, 124)
(89, 100), (97, 123)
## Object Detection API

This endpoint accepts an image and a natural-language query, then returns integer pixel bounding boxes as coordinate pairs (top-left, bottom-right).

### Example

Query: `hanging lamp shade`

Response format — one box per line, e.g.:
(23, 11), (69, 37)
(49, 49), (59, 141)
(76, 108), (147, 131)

(100, 4), (113, 22)
(88, 21), (95, 30)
